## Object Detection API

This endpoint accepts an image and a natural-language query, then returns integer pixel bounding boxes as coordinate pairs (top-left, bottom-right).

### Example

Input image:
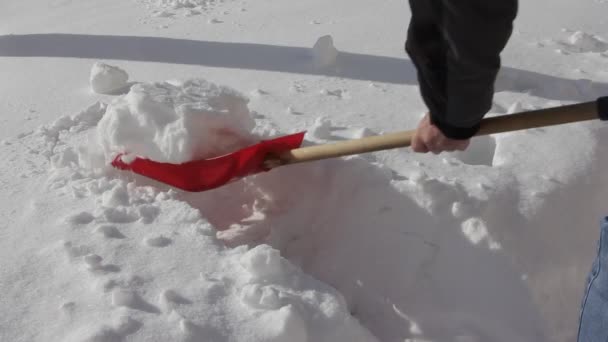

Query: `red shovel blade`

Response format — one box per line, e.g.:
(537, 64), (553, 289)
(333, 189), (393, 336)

(111, 132), (305, 192)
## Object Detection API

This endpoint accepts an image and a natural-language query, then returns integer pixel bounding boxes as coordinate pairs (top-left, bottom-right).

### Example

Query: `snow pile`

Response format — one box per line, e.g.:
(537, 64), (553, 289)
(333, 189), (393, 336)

(562, 31), (608, 53)
(90, 62), (130, 95)
(312, 35), (340, 69)
(237, 245), (375, 341)
(97, 79), (256, 163)
(27, 121), (378, 342)
(17, 74), (378, 342)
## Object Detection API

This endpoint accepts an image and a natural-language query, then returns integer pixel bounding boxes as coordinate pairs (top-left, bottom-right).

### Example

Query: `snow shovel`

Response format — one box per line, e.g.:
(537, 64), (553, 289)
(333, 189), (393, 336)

(112, 97), (608, 192)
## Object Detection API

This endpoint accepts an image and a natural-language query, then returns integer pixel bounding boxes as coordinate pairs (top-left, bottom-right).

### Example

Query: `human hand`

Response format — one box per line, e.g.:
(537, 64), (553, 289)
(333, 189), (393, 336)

(411, 113), (470, 154)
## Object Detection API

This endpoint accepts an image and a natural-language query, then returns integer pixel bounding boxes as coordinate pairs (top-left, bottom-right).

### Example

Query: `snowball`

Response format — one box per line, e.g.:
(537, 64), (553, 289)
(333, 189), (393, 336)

(97, 79), (256, 163)
(90, 63), (129, 95)
(312, 35), (339, 68)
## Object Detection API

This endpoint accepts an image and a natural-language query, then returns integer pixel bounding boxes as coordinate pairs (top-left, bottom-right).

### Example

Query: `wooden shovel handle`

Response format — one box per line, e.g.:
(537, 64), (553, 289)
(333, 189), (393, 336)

(268, 97), (608, 167)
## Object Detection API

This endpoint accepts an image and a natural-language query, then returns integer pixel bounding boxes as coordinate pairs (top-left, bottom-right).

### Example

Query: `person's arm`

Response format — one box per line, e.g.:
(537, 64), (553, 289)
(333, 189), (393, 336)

(407, 0), (518, 153)
(430, 0), (518, 139)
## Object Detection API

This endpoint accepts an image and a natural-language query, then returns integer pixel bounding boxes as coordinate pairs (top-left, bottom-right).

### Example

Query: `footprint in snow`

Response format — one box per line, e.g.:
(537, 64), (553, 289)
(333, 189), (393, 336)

(60, 301), (76, 314)
(159, 289), (192, 312)
(144, 235), (172, 247)
(62, 241), (92, 260)
(66, 211), (95, 225)
(112, 289), (161, 314)
(95, 225), (126, 239)
(83, 254), (121, 274)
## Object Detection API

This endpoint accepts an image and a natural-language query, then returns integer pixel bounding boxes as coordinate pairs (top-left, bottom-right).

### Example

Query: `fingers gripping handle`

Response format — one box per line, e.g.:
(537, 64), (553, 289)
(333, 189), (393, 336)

(270, 97), (608, 167)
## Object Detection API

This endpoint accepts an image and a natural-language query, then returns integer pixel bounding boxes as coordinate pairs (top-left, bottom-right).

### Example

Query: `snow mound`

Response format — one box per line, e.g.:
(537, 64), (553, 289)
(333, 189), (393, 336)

(90, 62), (130, 95)
(562, 31), (608, 53)
(97, 79), (256, 163)
(24, 77), (377, 341)
(40, 153), (378, 342)
(312, 35), (340, 69)
(238, 245), (375, 341)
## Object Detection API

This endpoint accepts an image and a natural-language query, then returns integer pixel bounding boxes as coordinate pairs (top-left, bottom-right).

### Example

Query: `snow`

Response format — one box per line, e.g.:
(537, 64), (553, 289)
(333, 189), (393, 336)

(312, 35), (340, 69)
(2, 0), (608, 341)
(564, 31), (608, 53)
(90, 63), (130, 95)
(311, 116), (333, 140)
(97, 79), (256, 163)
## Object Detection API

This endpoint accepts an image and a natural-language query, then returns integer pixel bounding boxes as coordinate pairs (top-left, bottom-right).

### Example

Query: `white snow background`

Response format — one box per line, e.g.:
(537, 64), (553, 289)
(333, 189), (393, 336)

(2, 0), (608, 341)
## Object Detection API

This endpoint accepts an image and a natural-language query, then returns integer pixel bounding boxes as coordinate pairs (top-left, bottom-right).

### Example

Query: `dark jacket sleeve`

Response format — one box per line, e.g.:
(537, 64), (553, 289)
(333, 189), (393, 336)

(406, 0), (518, 139)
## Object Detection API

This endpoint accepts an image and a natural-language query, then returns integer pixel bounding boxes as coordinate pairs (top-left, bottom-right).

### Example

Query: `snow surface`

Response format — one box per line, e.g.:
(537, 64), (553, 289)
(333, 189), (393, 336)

(2, 0), (608, 341)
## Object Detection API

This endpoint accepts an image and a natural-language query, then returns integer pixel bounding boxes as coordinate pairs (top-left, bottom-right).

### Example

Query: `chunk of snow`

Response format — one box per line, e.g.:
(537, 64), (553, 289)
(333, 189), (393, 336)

(89, 63), (129, 95)
(97, 79), (255, 163)
(312, 35), (339, 68)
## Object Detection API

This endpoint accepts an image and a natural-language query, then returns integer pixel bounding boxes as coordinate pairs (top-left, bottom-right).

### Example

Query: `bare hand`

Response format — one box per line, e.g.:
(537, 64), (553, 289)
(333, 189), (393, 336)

(411, 113), (470, 154)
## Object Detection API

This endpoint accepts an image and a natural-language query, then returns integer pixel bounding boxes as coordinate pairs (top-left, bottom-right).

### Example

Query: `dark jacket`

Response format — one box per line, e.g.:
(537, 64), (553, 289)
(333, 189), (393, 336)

(406, 0), (518, 139)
